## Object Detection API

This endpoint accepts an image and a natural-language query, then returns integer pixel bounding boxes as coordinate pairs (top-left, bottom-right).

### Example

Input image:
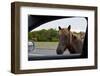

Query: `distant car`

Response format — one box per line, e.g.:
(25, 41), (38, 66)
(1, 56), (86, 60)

(28, 41), (35, 52)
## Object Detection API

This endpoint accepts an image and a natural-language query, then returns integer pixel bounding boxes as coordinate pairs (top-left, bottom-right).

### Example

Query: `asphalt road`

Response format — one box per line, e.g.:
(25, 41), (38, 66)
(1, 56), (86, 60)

(29, 48), (70, 56)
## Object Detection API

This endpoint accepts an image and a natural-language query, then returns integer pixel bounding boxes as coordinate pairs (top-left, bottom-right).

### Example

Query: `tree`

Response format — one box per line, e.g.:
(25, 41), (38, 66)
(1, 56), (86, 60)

(28, 29), (59, 42)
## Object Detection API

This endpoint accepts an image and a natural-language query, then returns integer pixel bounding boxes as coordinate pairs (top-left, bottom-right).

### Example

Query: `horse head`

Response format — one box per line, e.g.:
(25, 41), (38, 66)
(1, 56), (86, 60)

(56, 25), (72, 54)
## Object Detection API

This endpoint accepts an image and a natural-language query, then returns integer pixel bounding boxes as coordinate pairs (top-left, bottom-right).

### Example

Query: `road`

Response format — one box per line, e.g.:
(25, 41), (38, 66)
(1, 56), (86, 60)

(29, 48), (70, 56)
(28, 48), (81, 60)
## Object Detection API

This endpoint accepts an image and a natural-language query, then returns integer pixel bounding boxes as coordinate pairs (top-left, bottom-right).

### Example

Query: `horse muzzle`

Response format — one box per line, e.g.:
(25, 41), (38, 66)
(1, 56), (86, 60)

(56, 50), (63, 55)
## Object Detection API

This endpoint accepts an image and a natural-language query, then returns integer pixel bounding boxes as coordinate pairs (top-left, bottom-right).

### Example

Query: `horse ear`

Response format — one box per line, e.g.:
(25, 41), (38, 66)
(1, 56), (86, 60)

(68, 25), (71, 31)
(58, 26), (61, 30)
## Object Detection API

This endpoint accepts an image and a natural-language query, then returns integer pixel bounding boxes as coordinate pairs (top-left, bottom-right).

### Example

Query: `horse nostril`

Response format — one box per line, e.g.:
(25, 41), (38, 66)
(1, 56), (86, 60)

(56, 50), (63, 55)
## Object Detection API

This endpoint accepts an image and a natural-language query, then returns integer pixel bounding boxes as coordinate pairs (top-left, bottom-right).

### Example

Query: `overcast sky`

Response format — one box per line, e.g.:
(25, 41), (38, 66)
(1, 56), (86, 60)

(31, 17), (87, 32)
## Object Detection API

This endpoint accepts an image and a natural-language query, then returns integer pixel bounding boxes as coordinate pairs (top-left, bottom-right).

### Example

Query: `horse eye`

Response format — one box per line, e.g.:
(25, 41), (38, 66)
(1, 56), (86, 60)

(64, 34), (68, 39)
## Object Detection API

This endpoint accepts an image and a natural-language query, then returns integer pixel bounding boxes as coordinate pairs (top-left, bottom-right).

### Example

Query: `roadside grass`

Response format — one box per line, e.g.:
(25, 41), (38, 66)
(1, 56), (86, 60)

(34, 42), (58, 49)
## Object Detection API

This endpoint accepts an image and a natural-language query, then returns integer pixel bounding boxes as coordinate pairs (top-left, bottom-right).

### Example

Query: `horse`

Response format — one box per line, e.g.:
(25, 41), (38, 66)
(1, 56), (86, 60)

(56, 25), (83, 55)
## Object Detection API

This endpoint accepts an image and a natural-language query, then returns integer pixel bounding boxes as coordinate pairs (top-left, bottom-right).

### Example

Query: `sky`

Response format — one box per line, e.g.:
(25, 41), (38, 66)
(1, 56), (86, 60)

(31, 17), (87, 32)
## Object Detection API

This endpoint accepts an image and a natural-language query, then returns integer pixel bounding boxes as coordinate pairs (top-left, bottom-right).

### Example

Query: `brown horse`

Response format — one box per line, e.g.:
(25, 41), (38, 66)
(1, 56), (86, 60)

(56, 25), (83, 55)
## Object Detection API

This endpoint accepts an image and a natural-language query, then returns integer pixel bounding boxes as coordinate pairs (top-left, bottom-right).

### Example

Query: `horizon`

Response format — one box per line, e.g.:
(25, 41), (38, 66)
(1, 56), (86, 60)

(30, 28), (85, 33)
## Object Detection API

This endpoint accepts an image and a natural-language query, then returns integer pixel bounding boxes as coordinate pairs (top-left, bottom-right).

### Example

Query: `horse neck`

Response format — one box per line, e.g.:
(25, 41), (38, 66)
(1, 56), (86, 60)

(68, 34), (83, 53)
(67, 44), (76, 54)
(67, 33), (79, 54)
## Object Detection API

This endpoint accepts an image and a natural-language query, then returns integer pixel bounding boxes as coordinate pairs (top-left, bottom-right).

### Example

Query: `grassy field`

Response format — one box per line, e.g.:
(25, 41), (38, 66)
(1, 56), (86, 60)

(34, 42), (58, 49)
